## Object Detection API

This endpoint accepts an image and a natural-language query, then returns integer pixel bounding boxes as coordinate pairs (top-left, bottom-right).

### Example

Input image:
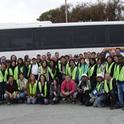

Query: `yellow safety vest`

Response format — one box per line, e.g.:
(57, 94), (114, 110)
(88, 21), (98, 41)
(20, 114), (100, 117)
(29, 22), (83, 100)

(29, 82), (37, 96)
(104, 79), (113, 93)
(38, 81), (47, 97)
(0, 69), (8, 82)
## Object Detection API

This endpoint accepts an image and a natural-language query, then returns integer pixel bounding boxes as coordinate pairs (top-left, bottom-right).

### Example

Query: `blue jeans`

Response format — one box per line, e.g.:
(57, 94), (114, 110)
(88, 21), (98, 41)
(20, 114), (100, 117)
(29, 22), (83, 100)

(93, 95), (106, 107)
(117, 81), (124, 106)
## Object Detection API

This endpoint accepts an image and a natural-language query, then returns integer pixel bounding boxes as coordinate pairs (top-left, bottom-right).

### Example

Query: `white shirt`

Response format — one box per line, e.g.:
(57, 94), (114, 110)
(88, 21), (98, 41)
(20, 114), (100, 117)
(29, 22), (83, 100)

(31, 64), (39, 75)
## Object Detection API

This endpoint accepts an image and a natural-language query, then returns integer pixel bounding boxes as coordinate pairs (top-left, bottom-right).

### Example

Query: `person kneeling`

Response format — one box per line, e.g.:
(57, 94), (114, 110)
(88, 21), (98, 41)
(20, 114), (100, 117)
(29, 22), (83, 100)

(4, 76), (19, 105)
(50, 78), (60, 104)
(77, 74), (91, 106)
(36, 74), (49, 105)
(17, 73), (28, 103)
(61, 75), (76, 103)
(90, 74), (105, 107)
(26, 74), (37, 104)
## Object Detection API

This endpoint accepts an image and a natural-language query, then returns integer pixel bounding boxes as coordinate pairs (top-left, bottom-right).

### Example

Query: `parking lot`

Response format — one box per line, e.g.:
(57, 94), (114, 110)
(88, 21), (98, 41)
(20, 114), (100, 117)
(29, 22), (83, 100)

(0, 104), (124, 124)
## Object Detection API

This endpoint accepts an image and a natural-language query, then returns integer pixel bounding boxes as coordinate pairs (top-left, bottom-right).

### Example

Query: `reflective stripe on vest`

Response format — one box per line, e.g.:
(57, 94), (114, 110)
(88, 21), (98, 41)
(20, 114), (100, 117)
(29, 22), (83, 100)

(29, 82), (37, 95)
(0, 69), (8, 82)
(48, 67), (57, 79)
(88, 64), (96, 77)
(38, 81), (47, 97)
(66, 66), (77, 80)
(105, 62), (114, 74)
(96, 82), (103, 92)
(14, 66), (23, 80)
(104, 79), (113, 93)
(117, 66), (124, 81)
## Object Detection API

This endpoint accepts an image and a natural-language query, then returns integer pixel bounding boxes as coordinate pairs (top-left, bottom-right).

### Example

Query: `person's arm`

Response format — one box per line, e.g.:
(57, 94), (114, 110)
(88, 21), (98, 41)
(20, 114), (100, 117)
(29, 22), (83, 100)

(61, 81), (66, 95)
(69, 81), (76, 95)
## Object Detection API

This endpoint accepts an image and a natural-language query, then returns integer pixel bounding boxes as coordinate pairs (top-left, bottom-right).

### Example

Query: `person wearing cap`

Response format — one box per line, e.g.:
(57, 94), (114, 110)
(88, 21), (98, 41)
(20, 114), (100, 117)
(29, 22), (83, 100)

(77, 74), (91, 106)
(90, 74), (105, 107)
(61, 75), (76, 103)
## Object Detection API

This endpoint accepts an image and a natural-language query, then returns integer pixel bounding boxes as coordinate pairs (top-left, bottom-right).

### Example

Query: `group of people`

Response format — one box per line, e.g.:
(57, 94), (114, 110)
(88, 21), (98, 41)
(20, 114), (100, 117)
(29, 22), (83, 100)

(0, 48), (124, 110)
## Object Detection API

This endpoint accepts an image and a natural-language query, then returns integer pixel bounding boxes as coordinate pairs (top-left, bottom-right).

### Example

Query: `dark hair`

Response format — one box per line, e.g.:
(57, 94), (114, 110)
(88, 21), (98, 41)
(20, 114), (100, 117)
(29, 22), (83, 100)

(39, 74), (46, 82)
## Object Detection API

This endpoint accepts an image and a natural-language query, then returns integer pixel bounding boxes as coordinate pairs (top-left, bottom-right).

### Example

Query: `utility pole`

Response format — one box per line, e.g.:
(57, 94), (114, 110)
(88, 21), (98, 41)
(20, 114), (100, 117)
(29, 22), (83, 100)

(65, 0), (68, 23)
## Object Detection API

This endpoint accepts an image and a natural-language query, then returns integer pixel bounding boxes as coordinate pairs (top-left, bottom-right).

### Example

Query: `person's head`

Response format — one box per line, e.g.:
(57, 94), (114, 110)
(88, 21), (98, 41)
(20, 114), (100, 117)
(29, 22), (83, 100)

(17, 58), (23, 65)
(32, 58), (37, 64)
(19, 73), (24, 80)
(105, 73), (112, 81)
(55, 52), (59, 59)
(89, 58), (96, 66)
(6, 59), (11, 68)
(84, 52), (88, 59)
(60, 56), (66, 64)
(1, 62), (7, 70)
(80, 58), (85, 64)
(79, 54), (84, 59)
(42, 55), (47, 61)
(91, 52), (96, 58)
(106, 56), (113, 63)
(97, 74), (104, 82)
(69, 59), (75, 67)
(11, 61), (16, 67)
(113, 55), (119, 63)
(25, 59), (31, 66)
(65, 75), (71, 82)
(65, 55), (70, 62)
(47, 52), (51, 59)
(81, 74), (88, 82)
(50, 59), (56, 68)
(97, 58), (102, 65)
(115, 48), (121, 55)
(8, 75), (14, 84)
(39, 74), (46, 84)
(74, 55), (79, 62)
(42, 60), (48, 68)
(29, 74), (36, 84)
(36, 54), (41, 63)
(10, 55), (17, 62)
(24, 55), (29, 62)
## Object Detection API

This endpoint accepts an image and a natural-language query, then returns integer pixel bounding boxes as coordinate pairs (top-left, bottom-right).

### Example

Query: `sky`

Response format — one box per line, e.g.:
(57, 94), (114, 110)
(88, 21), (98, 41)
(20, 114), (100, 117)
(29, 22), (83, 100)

(0, 0), (98, 23)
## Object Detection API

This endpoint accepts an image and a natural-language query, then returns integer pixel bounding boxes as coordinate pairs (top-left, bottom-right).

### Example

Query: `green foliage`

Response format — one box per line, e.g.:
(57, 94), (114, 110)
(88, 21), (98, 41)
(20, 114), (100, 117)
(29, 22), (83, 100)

(37, 0), (124, 23)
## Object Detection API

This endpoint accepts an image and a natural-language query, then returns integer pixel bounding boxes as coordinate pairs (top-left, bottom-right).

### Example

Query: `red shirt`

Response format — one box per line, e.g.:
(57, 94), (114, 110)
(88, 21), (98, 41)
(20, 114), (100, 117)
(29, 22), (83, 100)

(61, 79), (76, 96)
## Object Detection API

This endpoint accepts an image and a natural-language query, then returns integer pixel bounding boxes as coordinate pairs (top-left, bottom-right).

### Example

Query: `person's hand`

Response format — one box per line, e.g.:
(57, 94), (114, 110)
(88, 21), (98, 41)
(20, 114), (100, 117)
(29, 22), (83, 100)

(65, 92), (70, 96)
(53, 91), (57, 96)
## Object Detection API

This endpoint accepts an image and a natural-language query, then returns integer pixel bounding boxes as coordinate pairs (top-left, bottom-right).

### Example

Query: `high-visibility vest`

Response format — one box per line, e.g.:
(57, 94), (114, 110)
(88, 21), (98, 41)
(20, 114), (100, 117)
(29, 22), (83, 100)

(39, 66), (49, 80)
(0, 69), (8, 82)
(97, 64), (105, 75)
(38, 81), (47, 97)
(27, 64), (31, 78)
(9, 66), (23, 80)
(58, 62), (66, 74)
(104, 78), (113, 93)
(48, 67), (57, 80)
(117, 65), (124, 81)
(113, 63), (118, 80)
(78, 64), (88, 78)
(105, 62), (114, 74)
(96, 82), (103, 92)
(66, 66), (77, 80)
(88, 64), (96, 77)
(29, 82), (37, 96)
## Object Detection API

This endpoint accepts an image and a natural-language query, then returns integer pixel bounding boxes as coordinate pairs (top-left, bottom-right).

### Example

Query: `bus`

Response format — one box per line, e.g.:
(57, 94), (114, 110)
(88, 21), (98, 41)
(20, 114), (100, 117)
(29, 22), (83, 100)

(0, 21), (124, 58)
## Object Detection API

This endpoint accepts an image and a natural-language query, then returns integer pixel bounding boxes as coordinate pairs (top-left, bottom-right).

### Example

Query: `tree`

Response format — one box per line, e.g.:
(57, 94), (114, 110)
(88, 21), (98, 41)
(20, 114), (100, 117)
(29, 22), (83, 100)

(37, 0), (124, 23)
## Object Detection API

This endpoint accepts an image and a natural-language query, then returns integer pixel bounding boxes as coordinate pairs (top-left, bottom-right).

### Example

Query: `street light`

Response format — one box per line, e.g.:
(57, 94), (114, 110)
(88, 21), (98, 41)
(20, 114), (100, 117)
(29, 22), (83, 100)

(65, 0), (68, 23)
